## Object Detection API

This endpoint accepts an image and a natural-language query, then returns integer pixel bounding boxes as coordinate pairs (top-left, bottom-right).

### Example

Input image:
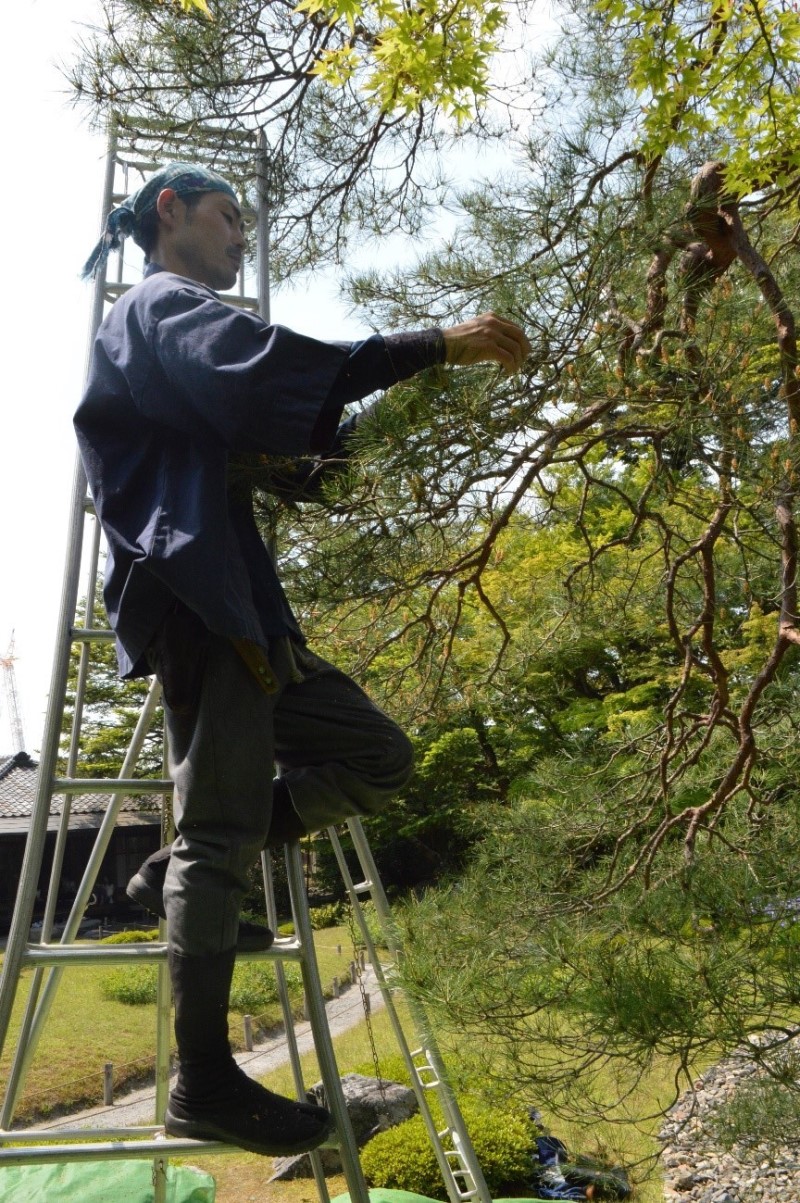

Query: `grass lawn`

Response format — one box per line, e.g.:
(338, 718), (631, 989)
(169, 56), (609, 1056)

(0, 923), (359, 1124)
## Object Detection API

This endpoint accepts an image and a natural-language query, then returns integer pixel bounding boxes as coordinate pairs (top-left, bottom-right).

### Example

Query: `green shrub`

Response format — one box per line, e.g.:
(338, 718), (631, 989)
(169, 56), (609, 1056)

(98, 932), (161, 1004)
(99, 929), (160, 944)
(360, 1101), (535, 1199)
(309, 902), (345, 929)
(228, 962), (302, 1014)
(99, 965), (158, 1005)
(278, 921), (295, 936)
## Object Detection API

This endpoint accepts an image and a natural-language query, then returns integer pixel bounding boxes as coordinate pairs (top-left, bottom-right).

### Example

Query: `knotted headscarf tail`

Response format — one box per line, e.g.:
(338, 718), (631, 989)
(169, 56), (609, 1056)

(81, 161), (240, 280)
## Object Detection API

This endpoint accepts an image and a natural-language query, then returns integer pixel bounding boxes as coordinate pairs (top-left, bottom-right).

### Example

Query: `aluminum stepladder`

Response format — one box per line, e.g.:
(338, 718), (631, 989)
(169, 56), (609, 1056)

(0, 125), (493, 1203)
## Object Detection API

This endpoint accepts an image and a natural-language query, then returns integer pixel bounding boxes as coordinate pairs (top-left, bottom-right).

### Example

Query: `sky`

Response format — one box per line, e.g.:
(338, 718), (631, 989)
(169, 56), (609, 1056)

(0, 0), (553, 754)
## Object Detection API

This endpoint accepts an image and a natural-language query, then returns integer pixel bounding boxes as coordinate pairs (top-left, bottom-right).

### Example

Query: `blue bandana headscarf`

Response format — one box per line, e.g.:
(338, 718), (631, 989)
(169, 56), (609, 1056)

(81, 161), (240, 281)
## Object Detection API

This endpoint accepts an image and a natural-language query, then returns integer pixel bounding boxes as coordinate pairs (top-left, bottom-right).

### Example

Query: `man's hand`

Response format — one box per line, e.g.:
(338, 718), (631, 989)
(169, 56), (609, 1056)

(442, 312), (532, 373)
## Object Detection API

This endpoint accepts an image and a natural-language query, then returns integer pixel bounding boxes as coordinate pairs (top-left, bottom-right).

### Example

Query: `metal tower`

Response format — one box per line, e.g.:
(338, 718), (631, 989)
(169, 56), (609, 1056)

(0, 634), (25, 754)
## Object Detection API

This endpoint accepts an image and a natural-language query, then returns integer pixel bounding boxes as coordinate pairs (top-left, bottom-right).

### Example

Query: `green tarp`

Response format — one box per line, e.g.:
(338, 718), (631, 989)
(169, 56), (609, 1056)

(0, 1160), (214, 1203)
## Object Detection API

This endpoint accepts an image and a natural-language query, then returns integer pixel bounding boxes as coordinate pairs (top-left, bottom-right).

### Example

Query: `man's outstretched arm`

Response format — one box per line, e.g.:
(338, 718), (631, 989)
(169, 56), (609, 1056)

(256, 312), (531, 503)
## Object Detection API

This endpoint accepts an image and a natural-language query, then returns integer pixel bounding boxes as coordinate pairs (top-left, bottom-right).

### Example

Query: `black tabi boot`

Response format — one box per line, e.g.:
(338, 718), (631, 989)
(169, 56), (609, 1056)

(126, 781), (304, 950)
(165, 946), (333, 1155)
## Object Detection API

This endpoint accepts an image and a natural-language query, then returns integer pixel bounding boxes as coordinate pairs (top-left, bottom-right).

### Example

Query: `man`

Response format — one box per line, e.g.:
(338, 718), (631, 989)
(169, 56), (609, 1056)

(75, 162), (530, 1159)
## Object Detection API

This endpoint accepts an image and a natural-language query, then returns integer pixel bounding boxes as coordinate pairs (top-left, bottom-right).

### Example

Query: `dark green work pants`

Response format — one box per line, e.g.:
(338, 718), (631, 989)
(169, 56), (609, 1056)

(147, 610), (413, 956)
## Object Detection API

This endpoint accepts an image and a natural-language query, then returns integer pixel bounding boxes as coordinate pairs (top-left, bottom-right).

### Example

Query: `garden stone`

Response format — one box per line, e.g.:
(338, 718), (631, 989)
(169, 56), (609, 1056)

(271, 1073), (418, 1180)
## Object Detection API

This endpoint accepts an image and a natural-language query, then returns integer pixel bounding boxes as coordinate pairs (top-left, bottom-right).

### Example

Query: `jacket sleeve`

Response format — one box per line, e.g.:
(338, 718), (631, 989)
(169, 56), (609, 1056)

(248, 328), (445, 502)
(145, 285), (349, 455)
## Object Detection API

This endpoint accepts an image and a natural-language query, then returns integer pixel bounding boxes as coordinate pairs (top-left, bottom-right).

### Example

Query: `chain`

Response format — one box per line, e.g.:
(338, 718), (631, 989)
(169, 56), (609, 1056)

(346, 899), (391, 1126)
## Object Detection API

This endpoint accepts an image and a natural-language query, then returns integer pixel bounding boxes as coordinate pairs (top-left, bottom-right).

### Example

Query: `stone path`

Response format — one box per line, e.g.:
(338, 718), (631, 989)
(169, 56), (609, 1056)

(20, 966), (384, 1133)
(660, 1042), (800, 1202)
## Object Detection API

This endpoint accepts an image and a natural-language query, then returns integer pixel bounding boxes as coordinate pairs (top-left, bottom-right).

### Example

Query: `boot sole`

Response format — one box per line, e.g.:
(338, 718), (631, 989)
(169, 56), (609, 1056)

(164, 1106), (335, 1156)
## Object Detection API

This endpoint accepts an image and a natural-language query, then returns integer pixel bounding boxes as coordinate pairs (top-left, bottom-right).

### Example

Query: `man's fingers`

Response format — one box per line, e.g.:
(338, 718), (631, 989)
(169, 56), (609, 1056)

(442, 312), (532, 372)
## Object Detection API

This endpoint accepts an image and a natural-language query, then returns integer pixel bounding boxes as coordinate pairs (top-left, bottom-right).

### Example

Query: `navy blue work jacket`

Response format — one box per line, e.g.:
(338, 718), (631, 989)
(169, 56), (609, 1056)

(74, 263), (442, 678)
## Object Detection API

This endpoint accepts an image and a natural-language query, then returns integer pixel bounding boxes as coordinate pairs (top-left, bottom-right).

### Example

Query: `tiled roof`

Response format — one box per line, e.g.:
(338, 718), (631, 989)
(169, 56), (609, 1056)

(0, 752), (162, 821)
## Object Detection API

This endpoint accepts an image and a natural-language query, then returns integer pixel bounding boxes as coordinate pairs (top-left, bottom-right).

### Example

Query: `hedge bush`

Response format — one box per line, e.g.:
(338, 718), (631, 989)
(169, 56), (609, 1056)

(228, 962), (303, 1013)
(99, 929), (160, 944)
(366, 900), (392, 950)
(97, 932), (302, 1013)
(98, 931), (160, 1004)
(99, 965), (158, 1005)
(360, 1100), (536, 1199)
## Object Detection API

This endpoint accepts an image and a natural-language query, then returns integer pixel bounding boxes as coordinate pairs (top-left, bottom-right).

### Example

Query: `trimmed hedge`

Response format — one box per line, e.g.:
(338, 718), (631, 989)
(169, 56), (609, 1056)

(99, 965), (158, 1005)
(310, 902), (345, 929)
(99, 928), (160, 944)
(228, 962), (302, 1013)
(98, 930), (161, 1004)
(360, 1100), (536, 1199)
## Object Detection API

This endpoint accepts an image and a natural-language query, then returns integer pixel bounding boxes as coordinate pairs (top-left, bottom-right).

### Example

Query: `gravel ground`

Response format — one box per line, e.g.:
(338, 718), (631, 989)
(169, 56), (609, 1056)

(660, 1043), (800, 1203)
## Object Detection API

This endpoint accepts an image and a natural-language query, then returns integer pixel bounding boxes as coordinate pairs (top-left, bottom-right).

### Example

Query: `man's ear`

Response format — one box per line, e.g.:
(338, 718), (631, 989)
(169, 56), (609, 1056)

(155, 188), (181, 227)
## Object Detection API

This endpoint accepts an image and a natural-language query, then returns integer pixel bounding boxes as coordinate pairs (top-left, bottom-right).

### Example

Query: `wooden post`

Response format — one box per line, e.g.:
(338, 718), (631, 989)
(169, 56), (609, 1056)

(336, 943), (342, 956)
(243, 1014), (254, 1051)
(103, 1062), (114, 1106)
(332, 976), (340, 998)
(364, 993), (371, 1016)
(349, 960), (357, 983)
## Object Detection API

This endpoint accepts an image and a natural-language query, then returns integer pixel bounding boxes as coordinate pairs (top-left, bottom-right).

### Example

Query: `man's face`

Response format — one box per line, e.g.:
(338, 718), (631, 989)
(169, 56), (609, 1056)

(162, 190), (248, 291)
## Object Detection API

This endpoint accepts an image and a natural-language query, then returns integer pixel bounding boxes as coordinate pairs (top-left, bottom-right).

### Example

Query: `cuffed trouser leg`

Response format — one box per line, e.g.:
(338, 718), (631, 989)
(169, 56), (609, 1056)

(273, 645), (415, 834)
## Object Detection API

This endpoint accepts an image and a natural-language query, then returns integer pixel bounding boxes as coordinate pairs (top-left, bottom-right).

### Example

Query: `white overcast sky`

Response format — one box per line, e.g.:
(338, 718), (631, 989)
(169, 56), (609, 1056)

(1, 0), (552, 753)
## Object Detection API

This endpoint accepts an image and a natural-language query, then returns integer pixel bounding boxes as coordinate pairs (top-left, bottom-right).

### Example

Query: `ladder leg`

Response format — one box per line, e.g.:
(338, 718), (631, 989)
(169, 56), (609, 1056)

(260, 849), (331, 1203)
(341, 818), (493, 1203)
(285, 840), (370, 1203)
(0, 680), (163, 1126)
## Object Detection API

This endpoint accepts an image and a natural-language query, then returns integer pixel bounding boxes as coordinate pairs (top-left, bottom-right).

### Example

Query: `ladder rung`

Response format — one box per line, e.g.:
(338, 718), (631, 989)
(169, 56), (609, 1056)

(0, 1139), (227, 1166)
(0, 1131), (338, 1167)
(103, 282), (259, 312)
(71, 628), (116, 643)
(445, 1150), (469, 1166)
(52, 777), (172, 794)
(0, 1125), (161, 1141)
(21, 937), (303, 968)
